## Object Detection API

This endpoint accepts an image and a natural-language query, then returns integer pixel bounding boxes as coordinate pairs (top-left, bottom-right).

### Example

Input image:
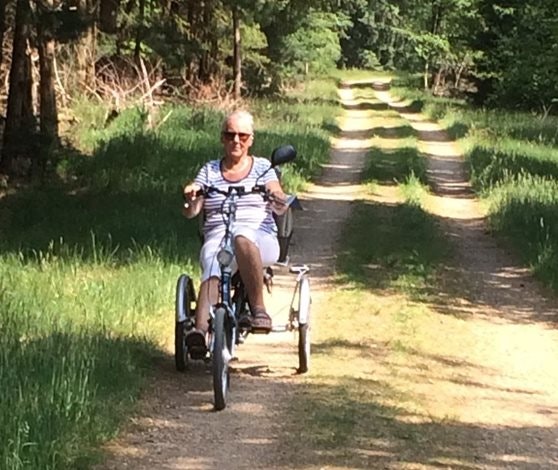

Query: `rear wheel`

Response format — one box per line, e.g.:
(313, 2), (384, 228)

(297, 276), (311, 374)
(175, 322), (188, 371)
(175, 274), (196, 371)
(212, 307), (232, 410)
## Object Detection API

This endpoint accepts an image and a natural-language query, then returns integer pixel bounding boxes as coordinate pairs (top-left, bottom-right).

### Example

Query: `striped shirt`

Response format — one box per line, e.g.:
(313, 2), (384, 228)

(194, 156), (278, 236)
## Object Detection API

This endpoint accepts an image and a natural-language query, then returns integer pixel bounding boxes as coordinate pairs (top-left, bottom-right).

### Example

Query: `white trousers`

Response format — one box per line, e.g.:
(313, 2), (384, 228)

(199, 226), (279, 282)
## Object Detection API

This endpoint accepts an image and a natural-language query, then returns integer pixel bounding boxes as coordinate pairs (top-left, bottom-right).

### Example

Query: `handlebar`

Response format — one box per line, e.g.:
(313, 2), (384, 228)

(184, 183), (301, 211)
(186, 184), (269, 201)
(183, 184), (275, 212)
(203, 184), (267, 198)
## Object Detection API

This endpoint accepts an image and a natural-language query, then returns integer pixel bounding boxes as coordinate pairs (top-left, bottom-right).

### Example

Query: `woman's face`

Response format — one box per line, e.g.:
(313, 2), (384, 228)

(221, 116), (254, 161)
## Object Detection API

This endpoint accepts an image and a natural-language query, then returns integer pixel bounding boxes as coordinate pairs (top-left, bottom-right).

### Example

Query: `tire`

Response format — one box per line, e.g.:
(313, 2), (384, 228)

(297, 276), (311, 374)
(212, 307), (232, 410)
(175, 321), (188, 372)
(175, 274), (195, 371)
(274, 208), (294, 263)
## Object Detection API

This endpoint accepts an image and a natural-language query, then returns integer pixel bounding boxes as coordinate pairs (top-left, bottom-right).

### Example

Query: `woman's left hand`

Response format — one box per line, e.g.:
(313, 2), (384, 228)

(270, 190), (289, 215)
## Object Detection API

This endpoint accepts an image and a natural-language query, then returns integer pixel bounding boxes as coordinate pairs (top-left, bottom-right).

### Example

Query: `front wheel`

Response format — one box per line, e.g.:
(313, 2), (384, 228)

(212, 307), (232, 410)
(297, 276), (311, 374)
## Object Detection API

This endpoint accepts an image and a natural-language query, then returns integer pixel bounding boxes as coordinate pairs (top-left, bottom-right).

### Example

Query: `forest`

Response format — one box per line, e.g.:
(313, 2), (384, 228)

(0, 0), (556, 180)
(2, 2), (558, 468)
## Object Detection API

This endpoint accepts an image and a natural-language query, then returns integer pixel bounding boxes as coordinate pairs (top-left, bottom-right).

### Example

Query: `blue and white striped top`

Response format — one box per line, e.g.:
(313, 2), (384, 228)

(194, 156), (278, 237)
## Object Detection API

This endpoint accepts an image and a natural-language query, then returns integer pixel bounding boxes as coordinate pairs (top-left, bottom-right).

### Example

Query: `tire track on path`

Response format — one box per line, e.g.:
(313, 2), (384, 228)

(370, 80), (558, 469)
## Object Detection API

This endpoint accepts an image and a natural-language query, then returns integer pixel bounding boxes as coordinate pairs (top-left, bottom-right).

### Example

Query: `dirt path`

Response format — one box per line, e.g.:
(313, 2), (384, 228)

(371, 82), (558, 468)
(97, 81), (558, 469)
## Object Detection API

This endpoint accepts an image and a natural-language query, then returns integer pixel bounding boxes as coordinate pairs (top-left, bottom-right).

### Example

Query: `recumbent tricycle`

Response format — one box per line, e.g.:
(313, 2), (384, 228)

(174, 145), (311, 411)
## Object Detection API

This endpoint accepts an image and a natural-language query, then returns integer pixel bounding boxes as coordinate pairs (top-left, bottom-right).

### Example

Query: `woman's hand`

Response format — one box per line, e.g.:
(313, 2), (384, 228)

(266, 180), (289, 215)
(269, 190), (289, 215)
(182, 183), (204, 218)
(183, 183), (201, 201)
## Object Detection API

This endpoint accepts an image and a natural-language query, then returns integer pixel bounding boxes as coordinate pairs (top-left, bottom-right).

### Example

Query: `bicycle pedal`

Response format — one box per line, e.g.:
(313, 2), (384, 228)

(250, 327), (272, 335)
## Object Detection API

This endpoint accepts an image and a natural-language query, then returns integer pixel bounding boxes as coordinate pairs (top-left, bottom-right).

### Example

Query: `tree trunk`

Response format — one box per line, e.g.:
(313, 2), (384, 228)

(75, 0), (96, 91)
(134, 0), (145, 60)
(37, 0), (59, 175)
(232, 4), (241, 100)
(99, 0), (119, 34)
(1, 0), (34, 175)
(0, 0), (8, 68)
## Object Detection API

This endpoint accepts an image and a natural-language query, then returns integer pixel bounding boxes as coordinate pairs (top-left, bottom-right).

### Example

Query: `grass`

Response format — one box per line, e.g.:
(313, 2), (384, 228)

(0, 248), (174, 468)
(340, 118), (449, 301)
(0, 78), (339, 468)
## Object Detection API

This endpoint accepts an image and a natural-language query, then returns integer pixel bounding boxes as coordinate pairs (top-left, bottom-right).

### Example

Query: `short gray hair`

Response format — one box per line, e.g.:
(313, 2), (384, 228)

(221, 110), (254, 133)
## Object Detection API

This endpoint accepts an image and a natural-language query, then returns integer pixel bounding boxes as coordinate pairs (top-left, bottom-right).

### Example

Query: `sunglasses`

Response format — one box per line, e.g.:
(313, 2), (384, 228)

(222, 131), (252, 142)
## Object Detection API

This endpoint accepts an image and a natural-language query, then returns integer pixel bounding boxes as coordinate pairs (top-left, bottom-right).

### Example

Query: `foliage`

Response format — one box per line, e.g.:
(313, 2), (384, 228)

(471, 0), (558, 110)
(488, 176), (558, 289)
(282, 11), (345, 77)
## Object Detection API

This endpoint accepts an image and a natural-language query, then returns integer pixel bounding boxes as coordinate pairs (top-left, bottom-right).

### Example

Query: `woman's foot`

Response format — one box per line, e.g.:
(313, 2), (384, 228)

(251, 309), (272, 334)
(185, 329), (207, 359)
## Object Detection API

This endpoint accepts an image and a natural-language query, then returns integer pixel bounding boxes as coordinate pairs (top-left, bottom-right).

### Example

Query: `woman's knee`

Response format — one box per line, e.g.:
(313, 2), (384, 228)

(234, 234), (257, 252)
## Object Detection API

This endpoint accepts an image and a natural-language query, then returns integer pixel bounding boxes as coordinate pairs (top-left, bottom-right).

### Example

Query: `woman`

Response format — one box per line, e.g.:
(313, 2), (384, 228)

(182, 110), (288, 356)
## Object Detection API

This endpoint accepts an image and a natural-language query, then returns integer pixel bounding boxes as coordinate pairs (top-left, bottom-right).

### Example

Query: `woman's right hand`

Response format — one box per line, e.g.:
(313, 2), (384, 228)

(183, 183), (202, 202)
(182, 183), (203, 218)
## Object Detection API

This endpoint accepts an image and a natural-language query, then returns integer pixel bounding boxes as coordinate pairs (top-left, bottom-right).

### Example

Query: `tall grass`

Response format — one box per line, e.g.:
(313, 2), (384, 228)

(0, 78), (338, 468)
(487, 176), (558, 289)
(0, 244), (183, 468)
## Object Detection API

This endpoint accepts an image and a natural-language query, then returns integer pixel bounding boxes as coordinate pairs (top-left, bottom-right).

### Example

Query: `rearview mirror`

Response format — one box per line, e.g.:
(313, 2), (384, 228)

(271, 145), (297, 167)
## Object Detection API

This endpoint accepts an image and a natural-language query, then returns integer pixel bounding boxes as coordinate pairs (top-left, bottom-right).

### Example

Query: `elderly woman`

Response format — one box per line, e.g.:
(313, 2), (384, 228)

(182, 110), (288, 356)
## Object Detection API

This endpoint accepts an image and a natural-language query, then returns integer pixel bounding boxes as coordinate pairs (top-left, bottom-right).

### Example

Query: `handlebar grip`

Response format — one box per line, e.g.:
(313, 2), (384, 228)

(183, 188), (204, 201)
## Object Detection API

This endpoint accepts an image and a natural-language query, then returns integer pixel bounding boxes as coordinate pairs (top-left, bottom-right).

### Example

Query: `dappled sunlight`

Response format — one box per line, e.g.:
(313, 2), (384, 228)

(418, 140), (462, 158)
(375, 136), (415, 150)
(335, 109), (375, 121)
(281, 78), (558, 470)
(300, 280), (558, 468)
(304, 183), (364, 201)
(366, 184), (406, 205)
(424, 194), (481, 219)
(96, 78), (558, 470)
(330, 135), (375, 149)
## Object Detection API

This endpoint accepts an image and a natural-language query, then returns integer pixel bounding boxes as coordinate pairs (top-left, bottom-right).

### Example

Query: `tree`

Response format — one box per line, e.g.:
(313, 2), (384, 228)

(283, 10), (345, 77)
(1, 0), (35, 175)
(471, 0), (558, 111)
(36, 0), (59, 173)
(75, 0), (96, 89)
(0, 0), (9, 69)
(232, 3), (241, 100)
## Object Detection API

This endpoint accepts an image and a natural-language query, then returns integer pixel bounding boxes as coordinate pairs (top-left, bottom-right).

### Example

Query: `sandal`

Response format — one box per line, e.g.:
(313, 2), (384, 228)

(238, 314), (252, 330)
(185, 329), (207, 359)
(251, 309), (272, 334)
